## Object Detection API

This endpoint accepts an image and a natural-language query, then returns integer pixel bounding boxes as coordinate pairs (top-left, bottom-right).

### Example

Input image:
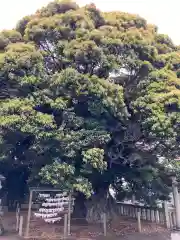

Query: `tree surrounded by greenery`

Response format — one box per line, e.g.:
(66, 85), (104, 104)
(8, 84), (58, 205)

(0, 0), (180, 221)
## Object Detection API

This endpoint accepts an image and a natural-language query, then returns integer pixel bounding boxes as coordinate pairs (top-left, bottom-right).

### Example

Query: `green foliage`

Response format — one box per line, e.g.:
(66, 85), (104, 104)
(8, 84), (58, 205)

(16, 15), (33, 36)
(38, 0), (79, 17)
(0, 30), (22, 51)
(0, 0), (179, 205)
(39, 161), (75, 188)
(82, 148), (107, 172)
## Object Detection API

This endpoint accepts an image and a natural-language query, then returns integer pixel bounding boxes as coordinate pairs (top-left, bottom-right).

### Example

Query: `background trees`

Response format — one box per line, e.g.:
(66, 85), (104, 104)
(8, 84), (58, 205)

(0, 0), (180, 220)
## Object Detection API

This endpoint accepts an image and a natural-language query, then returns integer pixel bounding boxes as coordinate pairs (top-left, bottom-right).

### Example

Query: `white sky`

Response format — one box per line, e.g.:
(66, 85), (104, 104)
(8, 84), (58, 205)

(0, 0), (179, 44)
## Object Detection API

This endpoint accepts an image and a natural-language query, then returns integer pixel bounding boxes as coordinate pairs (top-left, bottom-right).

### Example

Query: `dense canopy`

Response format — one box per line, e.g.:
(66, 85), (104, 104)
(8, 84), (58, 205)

(0, 0), (180, 218)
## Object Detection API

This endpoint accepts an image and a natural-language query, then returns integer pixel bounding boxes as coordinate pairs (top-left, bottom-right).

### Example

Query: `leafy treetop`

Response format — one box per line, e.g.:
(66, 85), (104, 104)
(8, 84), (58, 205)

(0, 0), (179, 207)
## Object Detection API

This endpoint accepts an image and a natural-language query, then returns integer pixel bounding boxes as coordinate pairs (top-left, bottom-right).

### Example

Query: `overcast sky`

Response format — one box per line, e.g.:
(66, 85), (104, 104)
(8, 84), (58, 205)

(0, 0), (179, 44)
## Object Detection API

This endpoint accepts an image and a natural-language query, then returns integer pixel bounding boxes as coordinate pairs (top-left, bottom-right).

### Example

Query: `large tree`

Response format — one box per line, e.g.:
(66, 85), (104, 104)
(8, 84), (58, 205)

(0, 0), (180, 221)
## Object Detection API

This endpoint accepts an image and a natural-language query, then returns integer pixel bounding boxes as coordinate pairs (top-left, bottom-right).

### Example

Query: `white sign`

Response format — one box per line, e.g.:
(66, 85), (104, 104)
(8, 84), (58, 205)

(34, 192), (73, 223)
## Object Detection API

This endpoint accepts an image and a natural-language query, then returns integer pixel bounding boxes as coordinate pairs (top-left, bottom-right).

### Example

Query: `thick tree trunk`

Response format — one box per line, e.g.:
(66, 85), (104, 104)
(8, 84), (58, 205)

(72, 193), (87, 220)
(85, 193), (118, 223)
(73, 181), (118, 223)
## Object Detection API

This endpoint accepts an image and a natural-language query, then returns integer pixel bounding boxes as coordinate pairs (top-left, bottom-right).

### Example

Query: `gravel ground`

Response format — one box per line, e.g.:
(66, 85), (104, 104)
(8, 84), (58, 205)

(0, 212), (176, 240)
(96, 232), (174, 240)
(0, 231), (177, 240)
(119, 232), (171, 240)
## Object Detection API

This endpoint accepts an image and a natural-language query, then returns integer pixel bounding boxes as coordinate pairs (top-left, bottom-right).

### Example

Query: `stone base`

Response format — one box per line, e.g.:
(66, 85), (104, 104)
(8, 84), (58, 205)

(171, 232), (180, 240)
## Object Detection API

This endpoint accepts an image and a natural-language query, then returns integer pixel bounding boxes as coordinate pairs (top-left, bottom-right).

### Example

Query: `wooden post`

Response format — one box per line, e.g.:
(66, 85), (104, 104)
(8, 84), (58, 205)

(172, 177), (180, 230)
(147, 209), (150, 221)
(16, 214), (19, 232)
(169, 212), (173, 229)
(64, 214), (68, 239)
(155, 210), (160, 223)
(120, 205), (123, 215)
(137, 211), (142, 232)
(102, 213), (107, 236)
(151, 210), (155, 222)
(19, 216), (23, 237)
(132, 194), (136, 204)
(16, 204), (20, 231)
(25, 190), (33, 238)
(143, 209), (146, 220)
(67, 193), (71, 235)
(164, 201), (170, 229)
